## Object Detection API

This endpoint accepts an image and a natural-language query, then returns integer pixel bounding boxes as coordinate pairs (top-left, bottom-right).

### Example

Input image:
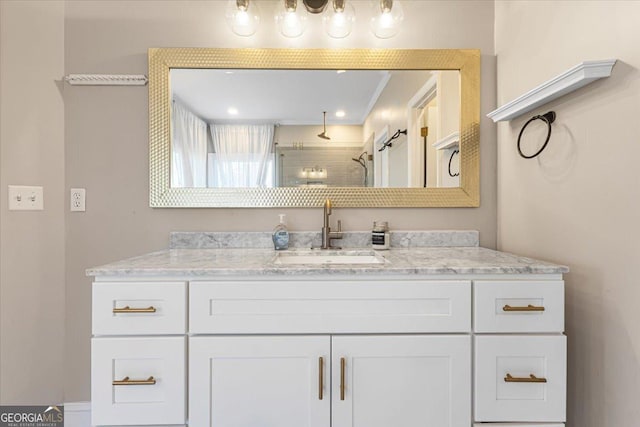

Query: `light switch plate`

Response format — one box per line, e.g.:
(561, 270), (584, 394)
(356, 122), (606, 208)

(8, 185), (44, 210)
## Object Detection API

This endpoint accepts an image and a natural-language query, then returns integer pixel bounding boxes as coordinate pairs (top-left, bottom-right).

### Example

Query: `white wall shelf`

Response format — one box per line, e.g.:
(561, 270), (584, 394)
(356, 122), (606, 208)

(432, 131), (460, 150)
(487, 59), (617, 122)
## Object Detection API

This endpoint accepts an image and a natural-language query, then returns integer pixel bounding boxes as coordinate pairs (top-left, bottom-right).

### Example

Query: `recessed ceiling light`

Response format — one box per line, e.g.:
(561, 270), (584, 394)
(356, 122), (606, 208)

(336, 70), (346, 74)
(228, 107), (238, 115)
(335, 110), (346, 118)
(225, 71), (234, 75)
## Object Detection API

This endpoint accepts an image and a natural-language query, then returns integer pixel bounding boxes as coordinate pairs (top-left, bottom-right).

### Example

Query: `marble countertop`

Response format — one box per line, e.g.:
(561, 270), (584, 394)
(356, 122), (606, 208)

(86, 246), (569, 277)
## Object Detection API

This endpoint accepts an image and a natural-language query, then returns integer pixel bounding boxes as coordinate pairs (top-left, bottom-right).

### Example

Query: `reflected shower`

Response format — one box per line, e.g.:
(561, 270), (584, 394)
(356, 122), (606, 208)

(352, 151), (369, 187)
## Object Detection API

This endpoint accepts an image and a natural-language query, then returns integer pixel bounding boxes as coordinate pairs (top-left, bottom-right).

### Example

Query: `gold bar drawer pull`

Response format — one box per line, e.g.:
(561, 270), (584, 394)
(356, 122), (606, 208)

(112, 305), (157, 314)
(112, 376), (156, 386)
(503, 304), (545, 312)
(340, 357), (346, 401)
(504, 373), (547, 383)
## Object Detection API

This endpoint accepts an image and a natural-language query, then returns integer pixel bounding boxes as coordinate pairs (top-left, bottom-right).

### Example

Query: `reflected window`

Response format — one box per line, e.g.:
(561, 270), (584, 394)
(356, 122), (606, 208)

(208, 124), (275, 188)
(208, 152), (274, 188)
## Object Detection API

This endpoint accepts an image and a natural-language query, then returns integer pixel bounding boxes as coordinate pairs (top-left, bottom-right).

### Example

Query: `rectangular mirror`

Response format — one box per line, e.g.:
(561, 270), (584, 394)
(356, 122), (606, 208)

(149, 48), (480, 207)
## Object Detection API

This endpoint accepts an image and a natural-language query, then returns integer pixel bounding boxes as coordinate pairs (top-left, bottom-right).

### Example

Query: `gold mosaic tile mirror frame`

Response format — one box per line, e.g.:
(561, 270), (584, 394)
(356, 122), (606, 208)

(149, 48), (480, 208)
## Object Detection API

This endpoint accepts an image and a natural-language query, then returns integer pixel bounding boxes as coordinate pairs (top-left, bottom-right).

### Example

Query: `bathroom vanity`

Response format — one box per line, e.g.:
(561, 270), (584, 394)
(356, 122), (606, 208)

(88, 232), (567, 427)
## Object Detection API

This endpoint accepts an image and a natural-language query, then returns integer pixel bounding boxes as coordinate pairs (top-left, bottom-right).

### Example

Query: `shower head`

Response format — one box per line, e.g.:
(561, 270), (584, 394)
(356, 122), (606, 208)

(317, 111), (331, 140)
(352, 151), (367, 167)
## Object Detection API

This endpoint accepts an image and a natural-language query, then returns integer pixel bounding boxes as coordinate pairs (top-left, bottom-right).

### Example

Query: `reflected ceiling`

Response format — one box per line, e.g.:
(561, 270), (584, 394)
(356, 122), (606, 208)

(171, 69), (393, 125)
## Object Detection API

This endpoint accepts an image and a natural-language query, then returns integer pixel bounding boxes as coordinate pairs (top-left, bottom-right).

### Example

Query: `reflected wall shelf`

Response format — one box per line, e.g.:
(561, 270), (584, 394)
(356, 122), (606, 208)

(432, 131), (460, 150)
(487, 59), (617, 122)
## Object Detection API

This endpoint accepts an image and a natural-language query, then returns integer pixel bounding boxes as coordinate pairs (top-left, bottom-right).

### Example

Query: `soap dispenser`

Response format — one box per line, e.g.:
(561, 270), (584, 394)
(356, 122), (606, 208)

(272, 214), (290, 250)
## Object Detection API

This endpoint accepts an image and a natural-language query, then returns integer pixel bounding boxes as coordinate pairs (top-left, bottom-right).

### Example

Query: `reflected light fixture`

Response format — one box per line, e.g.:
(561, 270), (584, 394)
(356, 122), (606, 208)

(276, 0), (308, 38)
(370, 0), (404, 39)
(301, 167), (328, 180)
(323, 0), (356, 39)
(225, 0), (261, 37)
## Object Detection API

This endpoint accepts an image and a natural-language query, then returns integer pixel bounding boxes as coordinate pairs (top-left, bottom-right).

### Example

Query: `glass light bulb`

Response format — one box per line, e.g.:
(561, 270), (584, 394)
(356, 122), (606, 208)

(276, 9), (307, 38)
(323, 1), (356, 39)
(370, 0), (404, 39)
(225, 0), (261, 37)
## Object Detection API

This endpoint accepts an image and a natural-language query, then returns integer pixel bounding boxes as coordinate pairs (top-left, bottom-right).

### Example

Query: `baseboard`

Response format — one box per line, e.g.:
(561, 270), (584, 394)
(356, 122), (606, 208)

(64, 401), (91, 427)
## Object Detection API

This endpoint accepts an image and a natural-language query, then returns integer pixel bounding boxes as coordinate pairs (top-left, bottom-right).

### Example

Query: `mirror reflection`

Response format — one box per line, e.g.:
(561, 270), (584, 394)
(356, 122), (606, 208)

(170, 68), (460, 189)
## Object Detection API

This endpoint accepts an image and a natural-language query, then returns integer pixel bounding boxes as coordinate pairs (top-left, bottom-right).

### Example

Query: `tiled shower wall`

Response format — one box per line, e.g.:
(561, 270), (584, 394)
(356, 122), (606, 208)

(277, 146), (371, 187)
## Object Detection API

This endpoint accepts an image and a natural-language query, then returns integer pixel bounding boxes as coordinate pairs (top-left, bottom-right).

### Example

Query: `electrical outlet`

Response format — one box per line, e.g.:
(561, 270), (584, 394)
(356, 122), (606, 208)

(8, 185), (44, 210)
(70, 188), (86, 212)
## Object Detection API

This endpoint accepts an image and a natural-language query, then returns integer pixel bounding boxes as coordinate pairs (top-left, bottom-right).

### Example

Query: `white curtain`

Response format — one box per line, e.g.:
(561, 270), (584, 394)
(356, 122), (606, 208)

(209, 124), (275, 188)
(171, 101), (208, 187)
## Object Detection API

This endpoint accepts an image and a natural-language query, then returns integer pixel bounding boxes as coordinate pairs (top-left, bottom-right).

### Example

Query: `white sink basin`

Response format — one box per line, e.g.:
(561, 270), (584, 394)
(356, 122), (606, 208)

(273, 251), (386, 265)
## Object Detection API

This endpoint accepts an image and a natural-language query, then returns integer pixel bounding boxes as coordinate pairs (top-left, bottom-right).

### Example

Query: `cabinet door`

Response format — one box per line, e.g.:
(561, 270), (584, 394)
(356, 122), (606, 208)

(332, 335), (471, 427)
(190, 335), (330, 427)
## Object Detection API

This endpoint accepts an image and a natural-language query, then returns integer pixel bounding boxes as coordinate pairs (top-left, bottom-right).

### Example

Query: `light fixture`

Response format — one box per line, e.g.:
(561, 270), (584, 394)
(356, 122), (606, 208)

(335, 110), (346, 118)
(225, 0), (261, 37)
(224, 0), (404, 39)
(370, 0), (404, 39)
(302, 0), (329, 14)
(228, 107), (239, 115)
(275, 0), (307, 38)
(317, 111), (331, 140)
(323, 0), (355, 38)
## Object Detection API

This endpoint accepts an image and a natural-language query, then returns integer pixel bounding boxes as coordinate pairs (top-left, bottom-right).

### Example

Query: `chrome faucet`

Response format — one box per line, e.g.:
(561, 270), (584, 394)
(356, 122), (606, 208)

(321, 199), (343, 249)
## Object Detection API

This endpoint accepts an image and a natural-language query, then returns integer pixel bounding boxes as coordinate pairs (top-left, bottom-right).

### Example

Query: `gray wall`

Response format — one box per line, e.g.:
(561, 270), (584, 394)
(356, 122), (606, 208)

(0, 0), (495, 403)
(0, 1), (65, 404)
(495, 1), (640, 426)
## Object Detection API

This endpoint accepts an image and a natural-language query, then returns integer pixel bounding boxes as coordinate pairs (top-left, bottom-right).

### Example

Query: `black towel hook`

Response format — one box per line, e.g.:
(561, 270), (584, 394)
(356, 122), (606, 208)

(378, 129), (407, 152)
(517, 111), (556, 159)
(448, 149), (460, 177)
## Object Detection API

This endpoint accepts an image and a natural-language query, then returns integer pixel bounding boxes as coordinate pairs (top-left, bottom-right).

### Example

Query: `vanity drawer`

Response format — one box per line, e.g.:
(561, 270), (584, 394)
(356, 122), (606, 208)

(189, 280), (471, 334)
(92, 282), (186, 335)
(474, 280), (564, 333)
(91, 336), (186, 426)
(475, 335), (566, 423)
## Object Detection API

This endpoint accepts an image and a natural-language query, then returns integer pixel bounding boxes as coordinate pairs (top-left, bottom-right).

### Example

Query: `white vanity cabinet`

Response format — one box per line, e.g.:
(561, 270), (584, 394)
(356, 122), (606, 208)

(91, 276), (566, 427)
(188, 280), (472, 427)
(189, 334), (470, 427)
